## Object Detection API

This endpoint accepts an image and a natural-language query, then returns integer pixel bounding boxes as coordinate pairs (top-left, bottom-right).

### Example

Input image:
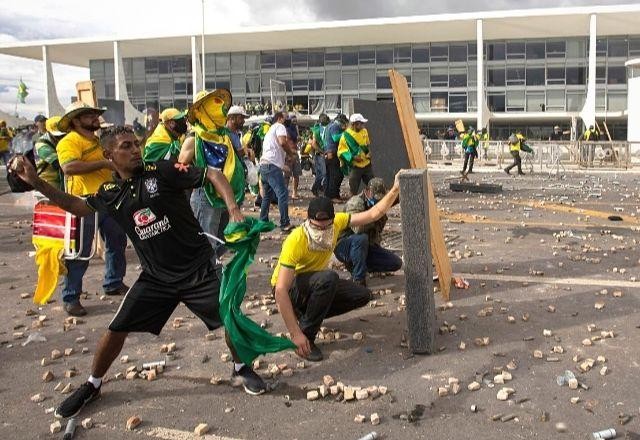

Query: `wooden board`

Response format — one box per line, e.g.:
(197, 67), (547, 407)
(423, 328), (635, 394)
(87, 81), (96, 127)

(389, 69), (452, 300)
(352, 98), (411, 189)
(454, 119), (465, 133)
(76, 80), (97, 107)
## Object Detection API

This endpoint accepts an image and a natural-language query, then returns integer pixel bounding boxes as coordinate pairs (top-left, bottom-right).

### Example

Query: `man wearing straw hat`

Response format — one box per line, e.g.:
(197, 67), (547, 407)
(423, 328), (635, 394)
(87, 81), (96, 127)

(56, 101), (128, 316)
(179, 89), (245, 265)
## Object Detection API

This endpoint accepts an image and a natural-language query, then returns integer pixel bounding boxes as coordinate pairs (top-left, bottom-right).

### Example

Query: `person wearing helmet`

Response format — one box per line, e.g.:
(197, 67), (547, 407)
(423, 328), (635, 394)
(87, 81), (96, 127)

(504, 134), (524, 175)
(549, 125), (563, 141)
(460, 125), (479, 175)
(34, 116), (66, 189)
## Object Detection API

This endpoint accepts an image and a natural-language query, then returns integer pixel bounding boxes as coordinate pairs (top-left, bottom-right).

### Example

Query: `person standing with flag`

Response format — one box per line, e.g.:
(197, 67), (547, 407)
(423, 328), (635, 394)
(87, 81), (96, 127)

(143, 108), (188, 162)
(337, 113), (373, 196)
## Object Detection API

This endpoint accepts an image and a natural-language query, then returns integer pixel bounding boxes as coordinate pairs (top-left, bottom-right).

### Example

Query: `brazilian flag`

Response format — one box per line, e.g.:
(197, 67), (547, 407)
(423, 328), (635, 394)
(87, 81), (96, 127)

(17, 79), (28, 103)
(193, 123), (245, 209)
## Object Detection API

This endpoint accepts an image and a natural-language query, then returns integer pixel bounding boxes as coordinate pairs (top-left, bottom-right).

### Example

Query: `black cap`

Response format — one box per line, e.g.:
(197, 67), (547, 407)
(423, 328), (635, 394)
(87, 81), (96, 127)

(308, 197), (335, 221)
(34, 114), (46, 123)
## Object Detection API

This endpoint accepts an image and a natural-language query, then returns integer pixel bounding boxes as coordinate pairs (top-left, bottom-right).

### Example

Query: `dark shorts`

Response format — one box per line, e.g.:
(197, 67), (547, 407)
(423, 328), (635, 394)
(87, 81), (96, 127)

(108, 262), (222, 335)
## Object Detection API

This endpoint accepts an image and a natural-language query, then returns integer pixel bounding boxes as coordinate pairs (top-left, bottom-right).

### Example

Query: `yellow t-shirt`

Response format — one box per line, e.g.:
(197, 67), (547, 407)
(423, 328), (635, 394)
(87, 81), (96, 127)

(57, 131), (112, 196)
(271, 212), (351, 286)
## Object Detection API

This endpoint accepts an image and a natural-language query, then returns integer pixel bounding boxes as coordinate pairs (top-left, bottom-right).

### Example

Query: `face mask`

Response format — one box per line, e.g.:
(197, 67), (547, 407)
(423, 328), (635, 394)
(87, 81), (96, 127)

(172, 118), (188, 135)
(194, 97), (227, 130)
(302, 220), (334, 251)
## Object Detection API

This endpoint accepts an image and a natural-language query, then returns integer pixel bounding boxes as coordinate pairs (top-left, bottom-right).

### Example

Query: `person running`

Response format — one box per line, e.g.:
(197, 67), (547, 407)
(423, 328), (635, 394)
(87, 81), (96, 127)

(504, 134), (524, 175)
(9, 126), (268, 419)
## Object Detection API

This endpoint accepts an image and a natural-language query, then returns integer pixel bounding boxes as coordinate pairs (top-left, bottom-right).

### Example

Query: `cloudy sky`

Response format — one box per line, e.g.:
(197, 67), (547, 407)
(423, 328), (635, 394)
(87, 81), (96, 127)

(0, 0), (634, 119)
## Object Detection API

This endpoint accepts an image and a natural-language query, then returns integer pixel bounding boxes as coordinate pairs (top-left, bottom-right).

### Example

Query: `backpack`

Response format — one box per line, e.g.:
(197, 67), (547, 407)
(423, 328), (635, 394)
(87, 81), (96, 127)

(6, 150), (48, 192)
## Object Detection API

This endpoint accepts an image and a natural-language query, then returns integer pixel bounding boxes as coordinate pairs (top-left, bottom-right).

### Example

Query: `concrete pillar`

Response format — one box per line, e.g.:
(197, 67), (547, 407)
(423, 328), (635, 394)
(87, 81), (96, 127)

(580, 14), (597, 128)
(42, 45), (65, 117)
(476, 19), (485, 130)
(113, 41), (143, 124)
(626, 59), (640, 154)
(399, 169), (435, 354)
(191, 36), (203, 99)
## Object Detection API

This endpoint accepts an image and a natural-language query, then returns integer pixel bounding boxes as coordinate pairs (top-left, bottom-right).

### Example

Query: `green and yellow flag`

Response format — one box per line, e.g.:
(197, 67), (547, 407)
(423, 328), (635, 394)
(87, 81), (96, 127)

(17, 79), (28, 103)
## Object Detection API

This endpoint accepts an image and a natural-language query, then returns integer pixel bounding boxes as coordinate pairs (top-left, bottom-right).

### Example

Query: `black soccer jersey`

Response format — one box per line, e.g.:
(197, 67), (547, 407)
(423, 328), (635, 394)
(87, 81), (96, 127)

(86, 161), (213, 282)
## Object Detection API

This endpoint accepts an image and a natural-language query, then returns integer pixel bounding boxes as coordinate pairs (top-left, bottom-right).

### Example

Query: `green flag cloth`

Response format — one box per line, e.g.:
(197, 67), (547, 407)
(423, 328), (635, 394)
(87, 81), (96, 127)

(220, 217), (296, 364)
(17, 79), (28, 103)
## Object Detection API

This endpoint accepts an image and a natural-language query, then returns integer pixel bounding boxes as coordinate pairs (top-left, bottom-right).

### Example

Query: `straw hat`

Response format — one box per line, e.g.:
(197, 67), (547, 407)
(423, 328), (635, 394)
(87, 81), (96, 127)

(187, 89), (232, 124)
(58, 101), (106, 132)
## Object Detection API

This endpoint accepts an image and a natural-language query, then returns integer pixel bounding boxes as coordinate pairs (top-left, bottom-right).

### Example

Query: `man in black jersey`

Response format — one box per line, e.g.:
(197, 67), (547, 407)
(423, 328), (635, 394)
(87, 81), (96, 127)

(9, 126), (268, 420)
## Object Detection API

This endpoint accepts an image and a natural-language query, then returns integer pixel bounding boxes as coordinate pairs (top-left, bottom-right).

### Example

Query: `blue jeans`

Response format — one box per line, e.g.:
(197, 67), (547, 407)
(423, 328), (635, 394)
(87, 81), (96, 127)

(259, 163), (290, 228)
(62, 213), (127, 304)
(311, 154), (326, 195)
(334, 234), (403, 281)
(190, 187), (229, 269)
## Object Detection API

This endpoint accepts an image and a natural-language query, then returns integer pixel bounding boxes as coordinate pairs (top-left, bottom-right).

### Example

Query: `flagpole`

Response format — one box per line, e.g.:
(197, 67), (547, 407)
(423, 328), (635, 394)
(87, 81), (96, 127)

(201, 0), (206, 91)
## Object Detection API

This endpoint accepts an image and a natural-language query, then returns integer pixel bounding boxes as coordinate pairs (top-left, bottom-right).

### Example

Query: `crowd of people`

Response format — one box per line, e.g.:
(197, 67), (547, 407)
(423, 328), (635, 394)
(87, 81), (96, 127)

(7, 87), (404, 421)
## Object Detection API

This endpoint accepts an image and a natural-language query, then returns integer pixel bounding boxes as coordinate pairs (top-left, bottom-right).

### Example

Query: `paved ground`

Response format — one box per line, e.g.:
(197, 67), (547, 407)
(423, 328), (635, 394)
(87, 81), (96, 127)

(1, 164), (639, 440)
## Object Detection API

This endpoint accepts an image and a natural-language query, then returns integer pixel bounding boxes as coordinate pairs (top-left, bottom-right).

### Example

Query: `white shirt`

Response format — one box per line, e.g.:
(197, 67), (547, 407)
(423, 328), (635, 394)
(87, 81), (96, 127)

(260, 122), (287, 169)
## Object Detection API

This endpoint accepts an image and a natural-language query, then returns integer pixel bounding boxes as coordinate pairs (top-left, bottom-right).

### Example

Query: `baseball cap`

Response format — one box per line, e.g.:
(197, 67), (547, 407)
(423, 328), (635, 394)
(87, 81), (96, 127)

(366, 177), (387, 201)
(228, 105), (248, 117)
(349, 113), (368, 123)
(160, 108), (186, 123)
(307, 197), (335, 221)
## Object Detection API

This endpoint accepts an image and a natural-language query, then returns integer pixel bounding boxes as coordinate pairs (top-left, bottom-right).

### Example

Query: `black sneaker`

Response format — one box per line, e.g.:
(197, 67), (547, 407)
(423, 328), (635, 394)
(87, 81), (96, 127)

(304, 341), (324, 362)
(105, 284), (130, 296)
(54, 382), (100, 419)
(231, 365), (267, 396)
(63, 302), (87, 317)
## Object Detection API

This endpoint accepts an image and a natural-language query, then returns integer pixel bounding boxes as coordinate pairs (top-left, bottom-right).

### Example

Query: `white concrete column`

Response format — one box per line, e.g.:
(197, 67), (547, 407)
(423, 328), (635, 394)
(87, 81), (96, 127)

(113, 41), (143, 124)
(42, 45), (65, 117)
(191, 36), (202, 99)
(580, 14), (597, 128)
(476, 19), (490, 130)
(626, 59), (640, 153)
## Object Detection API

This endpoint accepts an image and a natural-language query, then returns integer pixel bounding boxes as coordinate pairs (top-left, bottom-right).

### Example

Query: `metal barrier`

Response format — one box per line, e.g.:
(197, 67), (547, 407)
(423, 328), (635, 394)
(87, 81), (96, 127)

(423, 139), (631, 171)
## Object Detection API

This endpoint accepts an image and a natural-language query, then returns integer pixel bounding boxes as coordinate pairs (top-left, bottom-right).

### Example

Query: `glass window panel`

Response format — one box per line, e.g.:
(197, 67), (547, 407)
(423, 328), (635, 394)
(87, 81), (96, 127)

(430, 92), (448, 112)
(547, 66), (565, 85)
(526, 67), (545, 86)
(607, 65), (626, 85)
(506, 67), (525, 85)
(174, 81), (187, 94)
(104, 60), (114, 78)
(430, 67), (448, 87)
(292, 79), (308, 91)
(260, 52), (276, 69)
(506, 42), (525, 59)
(608, 38), (628, 57)
(630, 38), (640, 56)
(132, 81), (145, 98)
(231, 53), (244, 71)
(468, 65), (477, 86)
(245, 53), (260, 71)
(342, 71), (358, 90)
(607, 92), (626, 111)
(359, 47), (376, 64)
(230, 75), (244, 93)
(546, 41), (566, 58)
(261, 73), (274, 92)
(215, 53), (230, 71)
(246, 76), (259, 93)
(393, 45), (411, 63)
(596, 87), (606, 110)
(412, 46), (429, 63)
(449, 45), (467, 62)
(325, 49), (341, 66)
(413, 94), (430, 113)
(159, 78), (173, 96)
(325, 70), (340, 88)
(468, 43), (477, 61)
(376, 47), (393, 64)
(449, 93), (467, 112)
(526, 42), (545, 59)
(133, 59), (145, 78)
(376, 71), (391, 89)
(359, 69), (375, 87)
(172, 57), (186, 73)
(486, 42), (505, 61)
(276, 51), (291, 69)
(487, 67), (505, 86)
(94, 79), (105, 98)
(566, 66), (586, 85)
(145, 58), (158, 74)
(412, 69), (429, 88)
(547, 89), (565, 109)
(90, 60), (104, 78)
(430, 44), (448, 62)
(292, 50), (308, 68)
(342, 50), (358, 66)
(309, 77), (324, 91)
(526, 92), (545, 111)
(216, 79), (230, 90)
(146, 81), (158, 95)
(596, 64), (606, 84)
(487, 93), (505, 112)
(449, 67), (467, 87)
(566, 92), (585, 111)
(506, 90), (525, 110)
(468, 92), (477, 111)
(308, 50), (324, 67)
(566, 39), (586, 59)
